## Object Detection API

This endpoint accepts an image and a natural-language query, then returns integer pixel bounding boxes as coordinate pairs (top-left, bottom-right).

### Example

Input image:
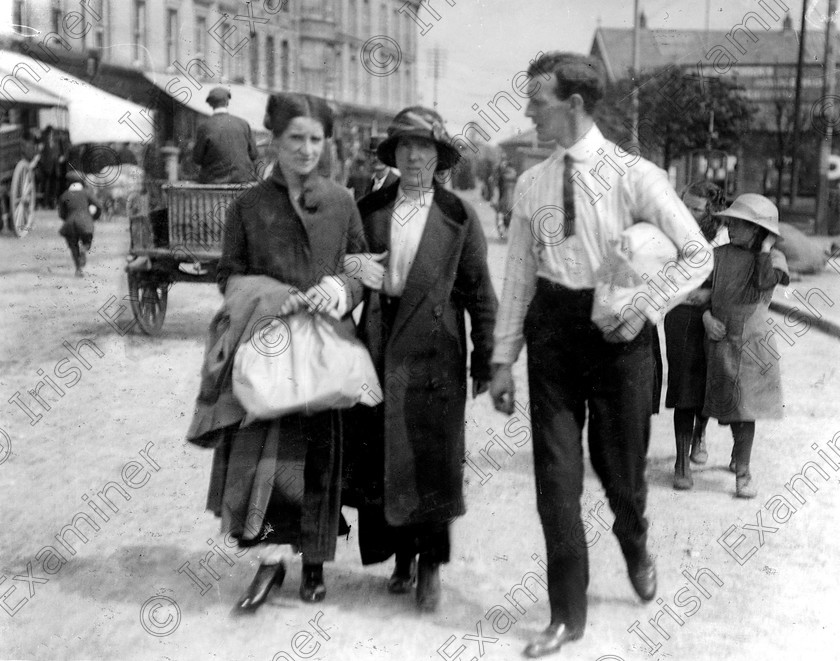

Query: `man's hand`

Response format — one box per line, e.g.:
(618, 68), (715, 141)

(489, 364), (515, 415)
(702, 310), (727, 341)
(685, 288), (711, 306)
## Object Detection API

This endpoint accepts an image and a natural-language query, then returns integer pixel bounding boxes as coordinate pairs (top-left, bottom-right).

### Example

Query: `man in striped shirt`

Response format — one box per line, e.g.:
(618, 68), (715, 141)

(488, 52), (713, 658)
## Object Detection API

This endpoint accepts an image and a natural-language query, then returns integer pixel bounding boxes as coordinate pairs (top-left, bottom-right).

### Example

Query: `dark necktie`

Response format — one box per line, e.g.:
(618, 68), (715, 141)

(563, 153), (576, 237)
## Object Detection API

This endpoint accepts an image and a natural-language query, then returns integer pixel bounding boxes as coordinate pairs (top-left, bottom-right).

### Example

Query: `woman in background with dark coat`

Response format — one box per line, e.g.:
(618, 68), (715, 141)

(189, 92), (367, 613)
(345, 107), (497, 612)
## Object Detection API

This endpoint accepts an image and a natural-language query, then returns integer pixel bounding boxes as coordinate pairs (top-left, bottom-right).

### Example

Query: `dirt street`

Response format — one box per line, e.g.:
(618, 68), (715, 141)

(1, 192), (839, 661)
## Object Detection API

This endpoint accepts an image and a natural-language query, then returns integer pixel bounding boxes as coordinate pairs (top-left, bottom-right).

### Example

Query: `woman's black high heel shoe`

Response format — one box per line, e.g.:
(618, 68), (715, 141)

(300, 563), (326, 602)
(232, 561), (286, 615)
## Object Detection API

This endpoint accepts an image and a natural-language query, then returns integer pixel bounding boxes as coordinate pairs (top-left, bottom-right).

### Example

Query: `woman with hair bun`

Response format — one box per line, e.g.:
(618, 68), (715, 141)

(188, 92), (367, 613)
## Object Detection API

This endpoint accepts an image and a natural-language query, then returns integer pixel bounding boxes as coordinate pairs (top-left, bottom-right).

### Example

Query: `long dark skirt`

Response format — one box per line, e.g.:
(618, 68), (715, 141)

(206, 411), (343, 563)
(664, 304), (707, 409)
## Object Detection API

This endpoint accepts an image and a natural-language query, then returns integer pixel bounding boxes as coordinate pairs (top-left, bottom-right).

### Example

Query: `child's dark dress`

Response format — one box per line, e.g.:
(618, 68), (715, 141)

(703, 244), (790, 423)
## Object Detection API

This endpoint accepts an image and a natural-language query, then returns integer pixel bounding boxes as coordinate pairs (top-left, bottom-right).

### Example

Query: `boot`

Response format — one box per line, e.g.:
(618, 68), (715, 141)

(690, 427), (708, 464)
(673, 434), (693, 490)
(299, 563), (326, 602)
(416, 555), (441, 612)
(736, 468), (757, 499)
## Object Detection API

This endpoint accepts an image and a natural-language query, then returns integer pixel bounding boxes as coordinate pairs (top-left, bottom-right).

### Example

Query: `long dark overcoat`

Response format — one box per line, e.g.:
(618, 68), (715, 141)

(349, 182), (496, 544)
(193, 112), (258, 184)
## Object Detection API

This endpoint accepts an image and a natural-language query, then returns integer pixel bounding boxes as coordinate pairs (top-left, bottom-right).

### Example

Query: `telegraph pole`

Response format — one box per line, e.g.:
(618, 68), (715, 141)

(630, 0), (641, 152)
(788, 0), (808, 204)
(815, 0), (837, 235)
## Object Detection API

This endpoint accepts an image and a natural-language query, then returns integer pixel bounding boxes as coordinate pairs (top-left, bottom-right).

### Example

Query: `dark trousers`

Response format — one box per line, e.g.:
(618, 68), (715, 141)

(525, 279), (654, 630)
(63, 232), (93, 269)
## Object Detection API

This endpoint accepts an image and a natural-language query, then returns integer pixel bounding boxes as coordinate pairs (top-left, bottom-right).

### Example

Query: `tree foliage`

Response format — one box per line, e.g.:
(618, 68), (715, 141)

(596, 66), (756, 170)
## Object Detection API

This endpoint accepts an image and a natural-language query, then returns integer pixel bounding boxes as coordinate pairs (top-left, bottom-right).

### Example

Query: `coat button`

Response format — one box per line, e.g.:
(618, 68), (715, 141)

(433, 304), (443, 318)
(429, 377), (441, 388)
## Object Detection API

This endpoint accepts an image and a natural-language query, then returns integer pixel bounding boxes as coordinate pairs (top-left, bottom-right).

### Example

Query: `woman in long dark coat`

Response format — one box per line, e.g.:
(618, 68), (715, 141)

(188, 92), (367, 612)
(345, 107), (497, 612)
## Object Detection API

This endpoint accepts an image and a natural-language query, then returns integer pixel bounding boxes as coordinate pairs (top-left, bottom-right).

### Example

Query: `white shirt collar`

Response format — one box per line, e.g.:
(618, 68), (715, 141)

(558, 124), (603, 163)
(396, 184), (433, 209)
(212, 107), (229, 115)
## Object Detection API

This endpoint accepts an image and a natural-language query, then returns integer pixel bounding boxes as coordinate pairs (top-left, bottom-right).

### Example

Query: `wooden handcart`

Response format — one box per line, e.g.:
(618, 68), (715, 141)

(126, 182), (253, 335)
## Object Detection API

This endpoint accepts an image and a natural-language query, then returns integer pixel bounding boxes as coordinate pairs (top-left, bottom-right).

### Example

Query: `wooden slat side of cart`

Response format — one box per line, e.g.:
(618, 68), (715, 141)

(126, 182), (255, 335)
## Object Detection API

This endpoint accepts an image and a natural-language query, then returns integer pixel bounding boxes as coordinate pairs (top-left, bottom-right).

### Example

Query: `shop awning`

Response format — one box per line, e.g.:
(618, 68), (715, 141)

(143, 73), (272, 135)
(0, 50), (150, 143)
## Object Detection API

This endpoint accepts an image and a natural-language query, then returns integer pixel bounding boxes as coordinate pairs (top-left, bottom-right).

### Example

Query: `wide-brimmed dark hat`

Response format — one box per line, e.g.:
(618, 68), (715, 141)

(206, 86), (231, 106)
(377, 106), (460, 171)
(65, 170), (85, 184)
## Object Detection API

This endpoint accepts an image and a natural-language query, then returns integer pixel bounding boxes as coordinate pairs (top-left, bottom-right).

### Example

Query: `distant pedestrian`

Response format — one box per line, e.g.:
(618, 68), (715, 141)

(117, 143), (137, 165)
(192, 87), (258, 183)
(665, 180), (727, 490)
(58, 171), (101, 277)
(361, 135), (398, 197)
(703, 194), (790, 498)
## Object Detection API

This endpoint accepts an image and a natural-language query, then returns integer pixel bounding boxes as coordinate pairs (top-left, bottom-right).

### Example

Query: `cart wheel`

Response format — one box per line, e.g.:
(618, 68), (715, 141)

(127, 272), (169, 335)
(10, 160), (35, 237)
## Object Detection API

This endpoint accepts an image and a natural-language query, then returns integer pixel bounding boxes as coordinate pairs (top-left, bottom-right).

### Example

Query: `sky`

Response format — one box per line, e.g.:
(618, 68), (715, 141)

(415, 0), (828, 142)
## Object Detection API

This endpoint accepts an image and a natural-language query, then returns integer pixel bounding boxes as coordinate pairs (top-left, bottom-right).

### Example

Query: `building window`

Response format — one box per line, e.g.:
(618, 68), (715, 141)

(265, 35), (276, 88)
(250, 34), (259, 85)
(379, 2), (387, 33)
(166, 9), (179, 64)
(194, 14), (207, 57)
(133, 0), (147, 62)
(281, 40), (290, 90)
(348, 0), (356, 34)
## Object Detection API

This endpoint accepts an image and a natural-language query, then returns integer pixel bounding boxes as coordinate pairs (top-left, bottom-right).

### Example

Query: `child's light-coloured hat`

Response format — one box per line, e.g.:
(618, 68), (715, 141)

(713, 193), (780, 236)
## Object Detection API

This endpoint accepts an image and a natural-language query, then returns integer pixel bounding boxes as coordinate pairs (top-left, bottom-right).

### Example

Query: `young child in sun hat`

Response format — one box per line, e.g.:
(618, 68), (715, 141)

(702, 193), (790, 498)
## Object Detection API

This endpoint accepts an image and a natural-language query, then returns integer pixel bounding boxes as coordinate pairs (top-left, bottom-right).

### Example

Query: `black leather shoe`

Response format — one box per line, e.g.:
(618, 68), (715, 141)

(300, 563), (326, 602)
(523, 622), (583, 658)
(416, 557), (441, 612)
(232, 562), (286, 615)
(388, 555), (417, 594)
(628, 553), (657, 602)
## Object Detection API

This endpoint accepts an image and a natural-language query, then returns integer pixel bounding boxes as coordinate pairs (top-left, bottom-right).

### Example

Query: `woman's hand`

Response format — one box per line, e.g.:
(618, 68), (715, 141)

(702, 310), (727, 341)
(472, 379), (490, 399)
(278, 288), (311, 316)
(302, 276), (349, 319)
(343, 252), (388, 291)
